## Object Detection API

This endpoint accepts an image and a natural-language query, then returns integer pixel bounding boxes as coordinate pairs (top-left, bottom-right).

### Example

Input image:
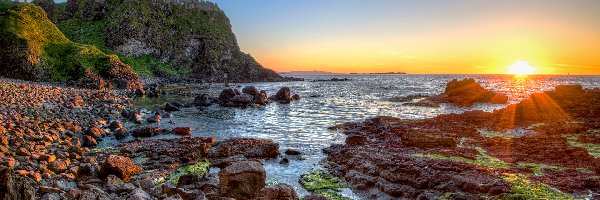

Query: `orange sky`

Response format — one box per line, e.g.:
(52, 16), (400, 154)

(216, 0), (600, 75)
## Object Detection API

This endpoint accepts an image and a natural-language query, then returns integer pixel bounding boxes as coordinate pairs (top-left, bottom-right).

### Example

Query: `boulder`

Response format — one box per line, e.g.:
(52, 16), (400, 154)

(255, 91), (270, 105)
(172, 127), (192, 136)
(131, 127), (167, 138)
(164, 103), (181, 112)
(275, 87), (291, 101)
(259, 184), (299, 200)
(100, 155), (142, 182)
(218, 161), (266, 199)
(127, 188), (153, 200)
(193, 94), (212, 107)
(0, 167), (35, 200)
(230, 94), (254, 106)
(219, 89), (237, 103)
(242, 86), (260, 97)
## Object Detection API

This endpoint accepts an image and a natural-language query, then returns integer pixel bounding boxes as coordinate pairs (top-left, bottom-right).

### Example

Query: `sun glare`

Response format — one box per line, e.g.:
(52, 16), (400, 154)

(507, 61), (536, 76)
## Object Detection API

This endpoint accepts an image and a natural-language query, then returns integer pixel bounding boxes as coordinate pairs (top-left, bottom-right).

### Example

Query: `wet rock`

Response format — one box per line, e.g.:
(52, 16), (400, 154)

(218, 88), (237, 104)
(279, 157), (289, 165)
(345, 134), (366, 146)
(161, 184), (206, 200)
(210, 138), (279, 160)
(164, 103), (181, 112)
(218, 161), (266, 199)
(100, 155), (142, 182)
(302, 194), (329, 200)
(420, 78), (509, 107)
(229, 94), (254, 107)
(284, 149), (302, 156)
(131, 127), (167, 138)
(146, 114), (162, 123)
(172, 127), (192, 136)
(242, 86), (260, 97)
(291, 94), (301, 100)
(193, 94), (212, 107)
(0, 167), (35, 200)
(259, 184), (299, 200)
(255, 91), (270, 105)
(84, 135), (98, 147)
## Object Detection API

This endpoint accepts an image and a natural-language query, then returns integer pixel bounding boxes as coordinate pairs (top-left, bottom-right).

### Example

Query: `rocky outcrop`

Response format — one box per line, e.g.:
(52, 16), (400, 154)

(0, 168), (35, 200)
(325, 85), (600, 198)
(412, 78), (508, 107)
(0, 3), (142, 89)
(60, 0), (285, 83)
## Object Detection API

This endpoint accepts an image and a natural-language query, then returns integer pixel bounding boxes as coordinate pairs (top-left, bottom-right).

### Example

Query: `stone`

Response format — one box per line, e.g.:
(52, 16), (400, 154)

(345, 134), (366, 146)
(100, 155), (142, 182)
(0, 167), (36, 200)
(128, 188), (152, 200)
(172, 127), (192, 136)
(146, 115), (162, 123)
(48, 159), (69, 173)
(164, 103), (181, 112)
(230, 94), (254, 106)
(105, 175), (136, 193)
(242, 86), (260, 97)
(131, 127), (167, 138)
(275, 87), (291, 101)
(284, 149), (302, 155)
(218, 88), (237, 103)
(109, 120), (123, 130)
(84, 135), (98, 147)
(259, 184), (299, 200)
(193, 94), (212, 107)
(218, 161), (266, 199)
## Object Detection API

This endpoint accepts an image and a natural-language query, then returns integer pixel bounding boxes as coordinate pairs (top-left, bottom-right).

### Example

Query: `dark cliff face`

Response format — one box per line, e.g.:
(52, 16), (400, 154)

(61, 0), (285, 83)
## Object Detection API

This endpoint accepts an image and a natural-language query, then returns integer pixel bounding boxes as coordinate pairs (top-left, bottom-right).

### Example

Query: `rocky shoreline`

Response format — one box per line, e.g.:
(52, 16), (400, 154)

(0, 78), (314, 200)
(325, 84), (600, 199)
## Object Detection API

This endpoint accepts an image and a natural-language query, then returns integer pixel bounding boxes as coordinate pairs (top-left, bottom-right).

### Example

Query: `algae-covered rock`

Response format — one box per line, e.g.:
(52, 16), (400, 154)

(0, 2), (141, 89)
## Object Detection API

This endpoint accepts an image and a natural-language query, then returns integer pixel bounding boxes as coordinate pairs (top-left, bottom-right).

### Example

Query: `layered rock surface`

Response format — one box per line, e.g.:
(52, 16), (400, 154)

(326, 85), (600, 199)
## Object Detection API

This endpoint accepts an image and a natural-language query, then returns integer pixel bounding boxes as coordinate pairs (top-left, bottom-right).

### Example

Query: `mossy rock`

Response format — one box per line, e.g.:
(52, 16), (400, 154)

(299, 170), (351, 200)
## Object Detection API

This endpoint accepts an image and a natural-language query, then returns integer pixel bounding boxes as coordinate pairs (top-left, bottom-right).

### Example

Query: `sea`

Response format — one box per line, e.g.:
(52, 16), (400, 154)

(100, 74), (600, 198)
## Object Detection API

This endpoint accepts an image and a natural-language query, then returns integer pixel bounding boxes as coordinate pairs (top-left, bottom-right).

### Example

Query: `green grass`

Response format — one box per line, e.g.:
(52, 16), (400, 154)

(413, 147), (509, 169)
(57, 19), (108, 50)
(1, 2), (133, 82)
(155, 160), (210, 186)
(498, 173), (575, 200)
(563, 134), (600, 158)
(300, 170), (350, 200)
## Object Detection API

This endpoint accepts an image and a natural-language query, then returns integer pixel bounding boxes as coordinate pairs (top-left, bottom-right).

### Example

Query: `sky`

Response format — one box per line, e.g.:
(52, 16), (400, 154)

(210, 0), (600, 74)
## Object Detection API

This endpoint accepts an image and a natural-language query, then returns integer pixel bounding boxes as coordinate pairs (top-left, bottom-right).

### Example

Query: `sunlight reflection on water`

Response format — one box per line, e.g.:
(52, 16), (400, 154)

(121, 74), (600, 198)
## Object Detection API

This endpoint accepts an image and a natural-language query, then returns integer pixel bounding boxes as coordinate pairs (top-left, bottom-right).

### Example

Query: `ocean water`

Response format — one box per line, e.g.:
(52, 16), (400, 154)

(106, 74), (600, 198)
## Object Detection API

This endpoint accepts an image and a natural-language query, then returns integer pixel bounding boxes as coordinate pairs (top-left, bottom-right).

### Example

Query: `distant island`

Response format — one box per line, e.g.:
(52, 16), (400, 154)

(350, 72), (407, 75)
(279, 70), (342, 75)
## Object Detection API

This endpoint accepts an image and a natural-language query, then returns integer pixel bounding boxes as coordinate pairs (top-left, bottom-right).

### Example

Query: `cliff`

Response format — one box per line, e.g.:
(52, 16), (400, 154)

(0, 1), (142, 89)
(53, 0), (285, 82)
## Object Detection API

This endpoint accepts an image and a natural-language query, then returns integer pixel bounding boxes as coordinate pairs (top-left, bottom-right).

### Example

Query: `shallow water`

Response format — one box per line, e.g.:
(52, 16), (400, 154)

(102, 74), (600, 198)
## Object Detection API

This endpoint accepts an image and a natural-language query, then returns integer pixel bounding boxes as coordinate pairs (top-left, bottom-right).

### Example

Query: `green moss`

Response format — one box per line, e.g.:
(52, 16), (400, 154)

(300, 170), (350, 200)
(516, 163), (562, 176)
(120, 55), (181, 76)
(156, 160), (210, 186)
(89, 146), (119, 154)
(413, 147), (509, 169)
(563, 134), (600, 158)
(478, 129), (521, 139)
(498, 173), (575, 200)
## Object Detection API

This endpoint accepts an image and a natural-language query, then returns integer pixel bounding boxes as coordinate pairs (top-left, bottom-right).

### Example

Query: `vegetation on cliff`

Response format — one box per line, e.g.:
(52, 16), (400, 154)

(0, 1), (141, 89)
(52, 0), (284, 82)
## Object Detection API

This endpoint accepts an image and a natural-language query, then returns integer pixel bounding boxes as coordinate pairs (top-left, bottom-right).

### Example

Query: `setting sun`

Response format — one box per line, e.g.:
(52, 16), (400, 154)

(507, 61), (536, 76)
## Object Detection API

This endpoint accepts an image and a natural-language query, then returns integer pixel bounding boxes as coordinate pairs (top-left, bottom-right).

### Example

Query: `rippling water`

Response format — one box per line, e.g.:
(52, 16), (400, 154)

(112, 74), (600, 198)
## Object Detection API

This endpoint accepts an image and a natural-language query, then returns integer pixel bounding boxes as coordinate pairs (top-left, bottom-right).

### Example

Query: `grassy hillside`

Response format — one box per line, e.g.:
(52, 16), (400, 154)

(0, 1), (140, 88)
